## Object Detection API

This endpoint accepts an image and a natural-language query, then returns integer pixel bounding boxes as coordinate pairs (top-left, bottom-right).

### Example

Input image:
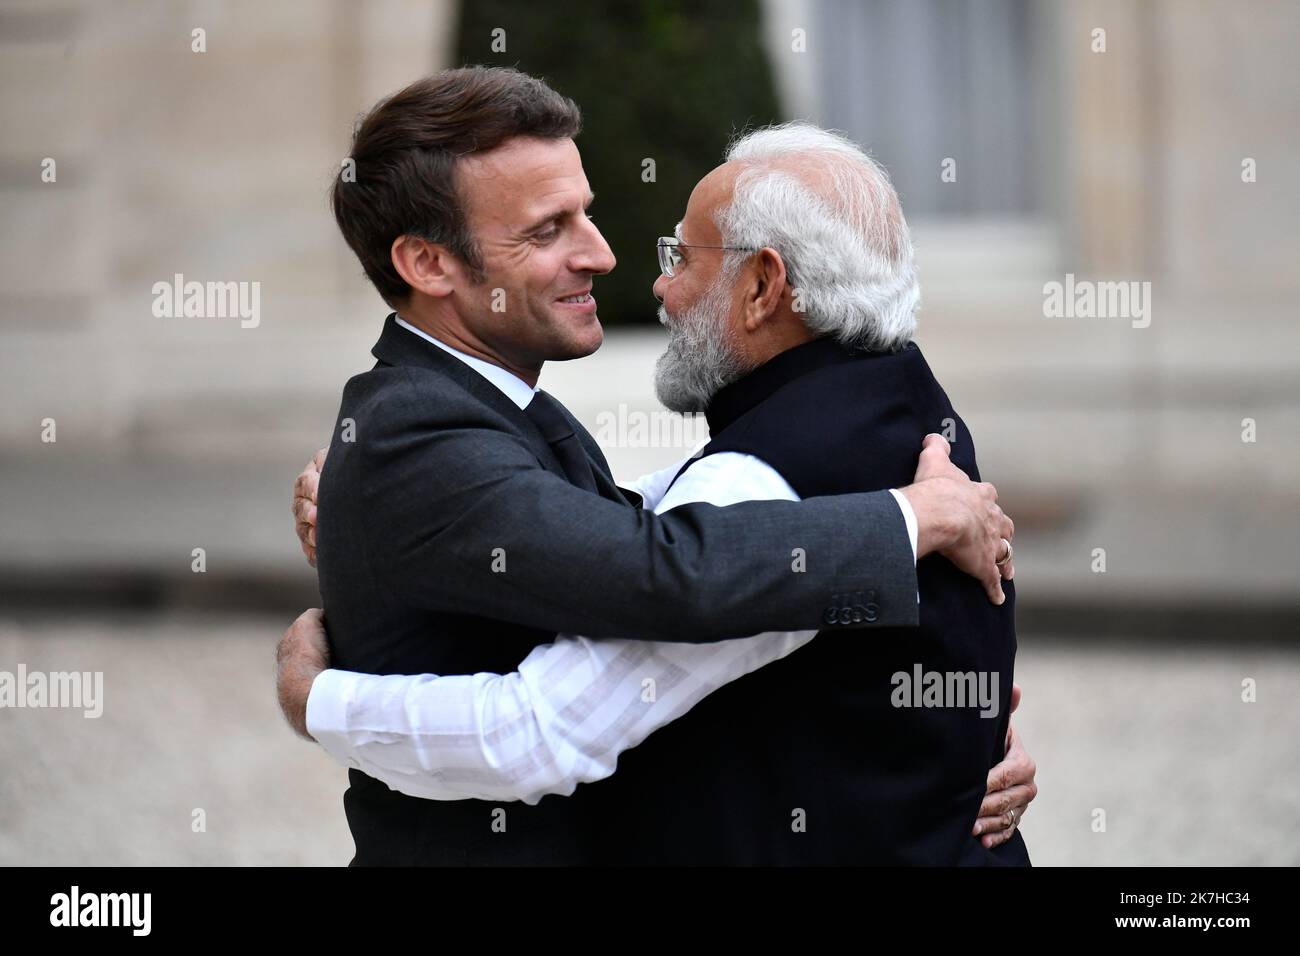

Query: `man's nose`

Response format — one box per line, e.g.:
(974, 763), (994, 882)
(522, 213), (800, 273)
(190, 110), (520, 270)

(572, 218), (616, 276)
(652, 273), (668, 303)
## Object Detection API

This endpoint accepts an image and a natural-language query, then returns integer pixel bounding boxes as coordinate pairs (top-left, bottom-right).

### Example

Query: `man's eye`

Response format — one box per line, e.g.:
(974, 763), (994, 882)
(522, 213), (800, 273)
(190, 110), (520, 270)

(534, 227), (560, 242)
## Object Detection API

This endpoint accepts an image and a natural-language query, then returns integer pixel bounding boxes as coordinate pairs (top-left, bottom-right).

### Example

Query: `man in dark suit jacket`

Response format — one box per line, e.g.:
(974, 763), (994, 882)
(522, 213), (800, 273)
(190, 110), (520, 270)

(279, 69), (1020, 865)
(588, 125), (1033, 863)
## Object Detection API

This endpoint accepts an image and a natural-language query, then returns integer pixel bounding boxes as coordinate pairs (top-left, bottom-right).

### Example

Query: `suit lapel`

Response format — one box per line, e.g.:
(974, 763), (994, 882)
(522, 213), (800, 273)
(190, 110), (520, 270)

(370, 313), (563, 472)
(549, 396), (640, 507)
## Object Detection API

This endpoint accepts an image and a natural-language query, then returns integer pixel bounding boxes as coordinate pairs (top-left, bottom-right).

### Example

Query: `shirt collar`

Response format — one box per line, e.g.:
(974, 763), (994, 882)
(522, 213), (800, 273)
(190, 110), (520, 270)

(394, 316), (538, 410)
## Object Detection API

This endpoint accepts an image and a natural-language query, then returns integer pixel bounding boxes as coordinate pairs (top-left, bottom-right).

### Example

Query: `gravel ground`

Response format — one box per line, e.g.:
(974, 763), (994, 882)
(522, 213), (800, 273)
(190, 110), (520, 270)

(1, 613), (1297, 866)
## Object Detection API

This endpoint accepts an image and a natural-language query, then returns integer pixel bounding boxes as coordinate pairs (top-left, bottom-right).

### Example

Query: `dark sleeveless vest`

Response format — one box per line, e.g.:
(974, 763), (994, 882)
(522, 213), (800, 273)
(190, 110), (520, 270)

(597, 336), (1030, 865)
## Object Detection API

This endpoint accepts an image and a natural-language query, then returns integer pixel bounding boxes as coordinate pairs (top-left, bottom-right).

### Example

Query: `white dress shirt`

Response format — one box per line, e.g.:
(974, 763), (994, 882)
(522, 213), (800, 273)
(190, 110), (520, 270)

(306, 322), (919, 804)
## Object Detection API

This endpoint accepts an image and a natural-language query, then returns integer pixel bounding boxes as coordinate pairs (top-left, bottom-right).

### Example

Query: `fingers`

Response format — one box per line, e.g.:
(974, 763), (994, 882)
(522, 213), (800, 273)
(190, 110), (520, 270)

(293, 496), (317, 529)
(983, 563), (1006, 605)
(292, 463), (319, 507)
(294, 507), (317, 567)
(1007, 725), (1036, 785)
(292, 451), (323, 567)
(923, 456), (1015, 603)
(291, 450), (324, 517)
(981, 490), (1015, 594)
(1010, 684), (1022, 717)
(979, 809), (1028, 848)
(975, 783), (1036, 827)
(294, 470), (320, 510)
(973, 757), (1034, 848)
(285, 607), (331, 667)
(963, 505), (1007, 605)
(973, 758), (1035, 847)
(996, 509), (1015, 580)
(986, 732), (1035, 793)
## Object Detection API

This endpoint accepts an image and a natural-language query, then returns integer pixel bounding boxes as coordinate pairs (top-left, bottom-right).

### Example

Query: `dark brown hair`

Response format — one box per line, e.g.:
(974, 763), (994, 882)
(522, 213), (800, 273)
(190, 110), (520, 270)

(332, 66), (582, 306)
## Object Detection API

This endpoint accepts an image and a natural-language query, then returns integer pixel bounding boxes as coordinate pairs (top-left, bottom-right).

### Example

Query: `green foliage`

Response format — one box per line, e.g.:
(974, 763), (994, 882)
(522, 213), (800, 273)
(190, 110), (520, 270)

(456, 0), (781, 325)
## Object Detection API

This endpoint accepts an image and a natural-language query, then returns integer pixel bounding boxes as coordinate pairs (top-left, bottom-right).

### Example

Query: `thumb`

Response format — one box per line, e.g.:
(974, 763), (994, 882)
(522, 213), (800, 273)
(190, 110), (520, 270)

(914, 433), (952, 481)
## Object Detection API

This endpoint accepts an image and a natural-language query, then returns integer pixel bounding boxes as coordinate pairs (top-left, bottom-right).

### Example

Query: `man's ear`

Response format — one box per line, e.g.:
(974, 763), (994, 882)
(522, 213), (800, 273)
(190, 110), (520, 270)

(743, 247), (788, 331)
(390, 235), (461, 299)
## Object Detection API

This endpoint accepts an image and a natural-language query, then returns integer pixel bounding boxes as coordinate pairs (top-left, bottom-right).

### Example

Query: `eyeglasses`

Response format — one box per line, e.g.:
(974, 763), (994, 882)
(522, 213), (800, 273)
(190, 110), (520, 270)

(656, 236), (758, 278)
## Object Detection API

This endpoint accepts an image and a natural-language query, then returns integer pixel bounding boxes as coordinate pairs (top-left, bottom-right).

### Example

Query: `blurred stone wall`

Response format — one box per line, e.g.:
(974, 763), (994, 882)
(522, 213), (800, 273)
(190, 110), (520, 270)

(1, 0), (1296, 615)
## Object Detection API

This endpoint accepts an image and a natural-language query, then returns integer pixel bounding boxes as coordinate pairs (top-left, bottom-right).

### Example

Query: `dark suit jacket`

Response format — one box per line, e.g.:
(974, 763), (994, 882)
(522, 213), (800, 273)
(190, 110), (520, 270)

(596, 337), (1029, 864)
(315, 314), (920, 864)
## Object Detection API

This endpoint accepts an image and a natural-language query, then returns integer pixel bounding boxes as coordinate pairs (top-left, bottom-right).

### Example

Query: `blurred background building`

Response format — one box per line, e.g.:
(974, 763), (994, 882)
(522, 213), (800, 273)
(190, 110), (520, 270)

(1, 0), (1297, 865)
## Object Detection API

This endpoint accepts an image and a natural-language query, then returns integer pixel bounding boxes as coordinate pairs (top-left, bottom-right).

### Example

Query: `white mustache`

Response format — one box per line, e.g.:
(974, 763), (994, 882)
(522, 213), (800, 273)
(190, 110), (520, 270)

(658, 306), (688, 337)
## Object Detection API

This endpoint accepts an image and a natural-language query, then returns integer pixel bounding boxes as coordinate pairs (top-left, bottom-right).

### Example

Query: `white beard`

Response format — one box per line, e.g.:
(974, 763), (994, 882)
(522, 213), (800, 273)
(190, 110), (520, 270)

(653, 277), (752, 413)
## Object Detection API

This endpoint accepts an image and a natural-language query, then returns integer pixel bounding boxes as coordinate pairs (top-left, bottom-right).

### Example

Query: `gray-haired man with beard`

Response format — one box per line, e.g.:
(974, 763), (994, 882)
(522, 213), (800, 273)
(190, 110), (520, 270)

(280, 101), (1036, 863)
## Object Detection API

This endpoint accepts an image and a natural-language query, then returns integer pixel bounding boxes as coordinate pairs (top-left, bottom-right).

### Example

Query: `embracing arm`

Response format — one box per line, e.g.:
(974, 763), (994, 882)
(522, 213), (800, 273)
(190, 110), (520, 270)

(303, 626), (817, 804)
(318, 370), (920, 643)
(299, 453), (818, 803)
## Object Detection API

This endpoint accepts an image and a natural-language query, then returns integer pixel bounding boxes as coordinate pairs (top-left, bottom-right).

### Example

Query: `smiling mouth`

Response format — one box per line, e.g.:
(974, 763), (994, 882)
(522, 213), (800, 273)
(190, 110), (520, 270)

(557, 292), (593, 304)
